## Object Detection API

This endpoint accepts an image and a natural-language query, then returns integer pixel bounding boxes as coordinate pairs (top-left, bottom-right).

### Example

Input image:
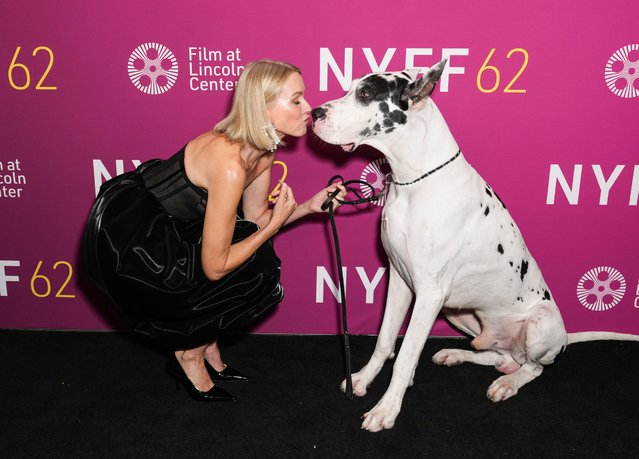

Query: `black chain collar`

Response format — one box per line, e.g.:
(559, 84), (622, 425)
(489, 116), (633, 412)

(386, 149), (461, 187)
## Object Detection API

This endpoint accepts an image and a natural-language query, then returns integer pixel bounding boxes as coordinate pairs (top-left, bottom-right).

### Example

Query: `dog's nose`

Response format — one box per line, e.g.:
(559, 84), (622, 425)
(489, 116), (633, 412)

(311, 107), (328, 123)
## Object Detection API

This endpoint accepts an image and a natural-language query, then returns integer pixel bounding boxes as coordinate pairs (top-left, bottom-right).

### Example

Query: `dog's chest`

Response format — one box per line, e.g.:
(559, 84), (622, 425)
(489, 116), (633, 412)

(380, 181), (459, 245)
(379, 174), (519, 286)
(380, 191), (433, 267)
(380, 199), (405, 251)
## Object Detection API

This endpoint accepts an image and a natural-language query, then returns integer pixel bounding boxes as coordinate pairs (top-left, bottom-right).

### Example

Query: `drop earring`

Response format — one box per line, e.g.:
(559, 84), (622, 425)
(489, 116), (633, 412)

(264, 122), (281, 152)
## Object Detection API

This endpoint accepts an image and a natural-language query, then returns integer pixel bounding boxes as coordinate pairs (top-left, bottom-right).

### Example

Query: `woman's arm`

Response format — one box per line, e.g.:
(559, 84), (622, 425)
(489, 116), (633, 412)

(243, 166), (346, 228)
(200, 155), (296, 281)
(241, 162), (275, 228)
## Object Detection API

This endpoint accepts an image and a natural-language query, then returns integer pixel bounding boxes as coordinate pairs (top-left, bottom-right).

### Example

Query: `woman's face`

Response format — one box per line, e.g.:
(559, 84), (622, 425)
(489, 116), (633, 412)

(267, 72), (311, 139)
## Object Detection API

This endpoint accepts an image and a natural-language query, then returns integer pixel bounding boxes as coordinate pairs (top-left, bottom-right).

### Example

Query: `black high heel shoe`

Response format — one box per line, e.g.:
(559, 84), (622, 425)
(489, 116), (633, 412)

(166, 355), (235, 402)
(204, 360), (249, 382)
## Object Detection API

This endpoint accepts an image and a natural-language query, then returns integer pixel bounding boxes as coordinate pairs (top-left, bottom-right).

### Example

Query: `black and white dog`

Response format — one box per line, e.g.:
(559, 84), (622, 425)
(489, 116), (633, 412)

(312, 60), (638, 431)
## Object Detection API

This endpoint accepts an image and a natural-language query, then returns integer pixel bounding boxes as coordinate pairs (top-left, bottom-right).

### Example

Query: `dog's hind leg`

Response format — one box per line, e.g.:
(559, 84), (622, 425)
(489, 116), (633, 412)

(487, 362), (543, 401)
(487, 301), (566, 402)
(342, 266), (412, 397)
(432, 348), (522, 374)
(433, 310), (522, 372)
(361, 286), (444, 432)
(432, 310), (505, 368)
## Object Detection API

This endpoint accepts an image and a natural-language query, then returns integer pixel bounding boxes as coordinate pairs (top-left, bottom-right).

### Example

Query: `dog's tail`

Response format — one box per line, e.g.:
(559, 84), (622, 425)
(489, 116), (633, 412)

(567, 332), (639, 345)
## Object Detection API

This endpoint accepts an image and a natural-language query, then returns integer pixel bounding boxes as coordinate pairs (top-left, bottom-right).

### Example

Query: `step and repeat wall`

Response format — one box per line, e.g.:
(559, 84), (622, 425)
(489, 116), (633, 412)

(1, 0), (638, 335)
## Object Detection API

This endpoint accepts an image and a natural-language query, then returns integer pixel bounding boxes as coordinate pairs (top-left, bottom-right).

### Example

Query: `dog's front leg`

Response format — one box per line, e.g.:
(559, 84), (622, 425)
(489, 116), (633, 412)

(342, 266), (412, 397)
(361, 289), (444, 432)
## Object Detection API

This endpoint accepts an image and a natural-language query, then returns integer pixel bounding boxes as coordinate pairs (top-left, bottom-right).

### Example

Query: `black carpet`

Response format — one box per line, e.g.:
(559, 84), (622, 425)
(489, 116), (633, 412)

(1, 330), (638, 458)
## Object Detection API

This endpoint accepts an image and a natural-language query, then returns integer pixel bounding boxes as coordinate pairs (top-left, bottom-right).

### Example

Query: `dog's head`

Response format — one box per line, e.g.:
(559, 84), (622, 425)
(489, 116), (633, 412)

(312, 59), (447, 152)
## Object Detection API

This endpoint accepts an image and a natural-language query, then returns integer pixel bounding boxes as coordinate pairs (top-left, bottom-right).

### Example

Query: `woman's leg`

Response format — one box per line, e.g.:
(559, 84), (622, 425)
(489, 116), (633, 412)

(175, 343), (214, 391)
(203, 339), (226, 372)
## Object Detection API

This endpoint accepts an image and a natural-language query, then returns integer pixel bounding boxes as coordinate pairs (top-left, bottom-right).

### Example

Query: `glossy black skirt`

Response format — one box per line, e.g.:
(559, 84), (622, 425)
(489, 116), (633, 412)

(82, 167), (284, 349)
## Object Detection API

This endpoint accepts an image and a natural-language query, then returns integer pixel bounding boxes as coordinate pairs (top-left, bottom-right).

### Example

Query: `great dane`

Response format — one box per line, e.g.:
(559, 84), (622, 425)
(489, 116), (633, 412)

(311, 59), (638, 432)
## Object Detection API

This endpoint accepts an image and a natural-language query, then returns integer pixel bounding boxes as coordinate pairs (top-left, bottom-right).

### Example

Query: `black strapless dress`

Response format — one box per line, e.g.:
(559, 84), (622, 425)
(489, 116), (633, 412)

(82, 146), (284, 349)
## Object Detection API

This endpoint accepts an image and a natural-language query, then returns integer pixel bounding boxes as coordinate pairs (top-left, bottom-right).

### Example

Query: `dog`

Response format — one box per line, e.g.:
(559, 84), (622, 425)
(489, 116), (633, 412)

(311, 59), (639, 432)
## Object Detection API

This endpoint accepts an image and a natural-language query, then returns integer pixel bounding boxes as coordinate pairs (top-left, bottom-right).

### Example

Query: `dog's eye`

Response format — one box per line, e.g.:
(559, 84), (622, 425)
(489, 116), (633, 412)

(360, 90), (370, 99)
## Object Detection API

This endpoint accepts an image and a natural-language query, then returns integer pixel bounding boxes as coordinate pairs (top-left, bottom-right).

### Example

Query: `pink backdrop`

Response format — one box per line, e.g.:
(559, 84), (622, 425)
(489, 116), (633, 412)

(1, 0), (638, 336)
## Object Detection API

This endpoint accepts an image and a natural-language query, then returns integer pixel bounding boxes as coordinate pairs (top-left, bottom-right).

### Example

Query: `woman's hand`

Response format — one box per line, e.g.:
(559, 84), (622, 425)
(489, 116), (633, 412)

(306, 183), (347, 213)
(263, 182), (347, 230)
(268, 182), (297, 232)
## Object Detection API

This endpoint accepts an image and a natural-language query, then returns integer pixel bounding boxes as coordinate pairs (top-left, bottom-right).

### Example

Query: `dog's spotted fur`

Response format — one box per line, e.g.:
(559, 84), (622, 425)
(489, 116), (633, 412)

(312, 60), (639, 432)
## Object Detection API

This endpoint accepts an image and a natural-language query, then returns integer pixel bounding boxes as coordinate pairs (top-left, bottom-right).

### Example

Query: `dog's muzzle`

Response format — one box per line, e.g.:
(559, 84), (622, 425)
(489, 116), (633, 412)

(311, 106), (328, 127)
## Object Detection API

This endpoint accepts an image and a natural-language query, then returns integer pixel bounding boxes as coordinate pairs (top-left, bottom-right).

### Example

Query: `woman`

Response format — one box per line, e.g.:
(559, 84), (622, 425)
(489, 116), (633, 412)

(83, 59), (344, 401)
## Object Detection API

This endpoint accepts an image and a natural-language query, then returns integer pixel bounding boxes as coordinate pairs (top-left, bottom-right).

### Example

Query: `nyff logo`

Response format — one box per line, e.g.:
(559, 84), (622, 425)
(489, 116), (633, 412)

(128, 43), (178, 95)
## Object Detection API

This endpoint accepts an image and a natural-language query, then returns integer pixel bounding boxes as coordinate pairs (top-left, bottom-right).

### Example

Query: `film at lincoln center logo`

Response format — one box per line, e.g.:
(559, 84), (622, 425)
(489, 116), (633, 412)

(604, 44), (639, 98)
(360, 158), (392, 207)
(128, 43), (178, 95)
(576, 266), (626, 311)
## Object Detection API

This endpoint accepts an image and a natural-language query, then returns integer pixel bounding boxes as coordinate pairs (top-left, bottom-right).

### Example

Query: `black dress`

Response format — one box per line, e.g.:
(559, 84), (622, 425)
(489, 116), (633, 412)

(82, 146), (284, 349)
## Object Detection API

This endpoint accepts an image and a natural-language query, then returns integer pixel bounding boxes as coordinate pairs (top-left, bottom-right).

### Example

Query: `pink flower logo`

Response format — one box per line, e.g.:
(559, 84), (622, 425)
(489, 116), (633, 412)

(360, 158), (391, 207)
(605, 44), (639, 98)
(577, 266), (626, 311)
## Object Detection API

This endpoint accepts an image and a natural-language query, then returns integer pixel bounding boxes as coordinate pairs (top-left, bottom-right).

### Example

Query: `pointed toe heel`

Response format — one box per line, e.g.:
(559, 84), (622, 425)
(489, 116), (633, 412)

(166, 356), (235, 402)
(205, 361), (249, 382)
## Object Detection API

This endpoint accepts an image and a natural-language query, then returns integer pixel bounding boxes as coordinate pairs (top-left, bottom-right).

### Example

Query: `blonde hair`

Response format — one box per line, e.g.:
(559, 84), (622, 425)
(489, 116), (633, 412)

(214, 59), (301, 150)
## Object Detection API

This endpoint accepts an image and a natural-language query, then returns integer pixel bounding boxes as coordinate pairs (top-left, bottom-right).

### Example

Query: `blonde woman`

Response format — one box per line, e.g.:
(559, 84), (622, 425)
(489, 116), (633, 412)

(83, 59), (344, 401)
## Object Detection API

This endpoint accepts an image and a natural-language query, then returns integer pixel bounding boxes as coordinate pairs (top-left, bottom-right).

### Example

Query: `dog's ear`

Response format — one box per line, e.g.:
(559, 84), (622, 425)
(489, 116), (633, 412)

(403, 68), (421, 81)
(403, 59), (447, 105)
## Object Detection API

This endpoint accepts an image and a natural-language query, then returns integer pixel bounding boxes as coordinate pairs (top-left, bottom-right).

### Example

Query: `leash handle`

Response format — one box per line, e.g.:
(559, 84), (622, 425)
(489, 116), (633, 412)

(324, 175), (382, 209)
(321, 188), (342, 212)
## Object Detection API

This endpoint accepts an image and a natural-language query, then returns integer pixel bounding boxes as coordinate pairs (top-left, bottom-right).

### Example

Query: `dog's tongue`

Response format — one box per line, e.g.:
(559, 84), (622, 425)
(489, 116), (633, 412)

(341, 143), (355, 152)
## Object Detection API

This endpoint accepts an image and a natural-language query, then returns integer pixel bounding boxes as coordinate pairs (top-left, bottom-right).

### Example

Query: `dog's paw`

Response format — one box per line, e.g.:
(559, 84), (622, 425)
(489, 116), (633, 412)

(341, 372), (370, 397)
(361, 401), (399, 432)
(432, 349), (465, 366)
(487, 375), (519, 402)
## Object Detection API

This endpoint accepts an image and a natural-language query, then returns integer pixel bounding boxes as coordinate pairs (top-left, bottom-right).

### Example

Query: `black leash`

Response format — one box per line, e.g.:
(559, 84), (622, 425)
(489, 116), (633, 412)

(322, 176), (385, 400)
(321, 150), (461, 399)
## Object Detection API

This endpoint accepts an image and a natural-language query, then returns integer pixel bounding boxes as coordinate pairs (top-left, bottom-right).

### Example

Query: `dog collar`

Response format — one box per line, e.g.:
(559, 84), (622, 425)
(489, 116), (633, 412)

(386, 149), (461, 187)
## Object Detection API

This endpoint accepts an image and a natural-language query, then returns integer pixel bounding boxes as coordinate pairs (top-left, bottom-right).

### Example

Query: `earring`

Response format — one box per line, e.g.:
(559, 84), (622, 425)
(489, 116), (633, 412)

(264, 122), (280, 152)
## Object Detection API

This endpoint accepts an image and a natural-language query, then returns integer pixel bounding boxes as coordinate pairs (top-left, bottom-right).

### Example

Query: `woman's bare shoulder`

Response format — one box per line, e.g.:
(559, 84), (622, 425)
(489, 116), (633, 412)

(184, 133), (244, 189)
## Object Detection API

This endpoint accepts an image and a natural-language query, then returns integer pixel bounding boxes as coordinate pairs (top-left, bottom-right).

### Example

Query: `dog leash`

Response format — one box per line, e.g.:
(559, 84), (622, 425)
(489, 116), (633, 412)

(322, 151), (461, 399)
(321, 176), (386, 400)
